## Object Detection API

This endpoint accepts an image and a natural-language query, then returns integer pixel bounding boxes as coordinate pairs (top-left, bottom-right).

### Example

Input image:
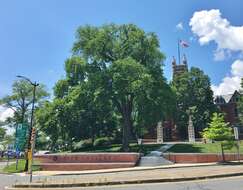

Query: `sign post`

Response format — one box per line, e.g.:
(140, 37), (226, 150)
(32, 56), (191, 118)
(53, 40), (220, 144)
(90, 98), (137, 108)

(15, 123), (28, 170)
(234, 127), (240, 162)
(15, 148), (20, 170)
(15, 124), (28, 151)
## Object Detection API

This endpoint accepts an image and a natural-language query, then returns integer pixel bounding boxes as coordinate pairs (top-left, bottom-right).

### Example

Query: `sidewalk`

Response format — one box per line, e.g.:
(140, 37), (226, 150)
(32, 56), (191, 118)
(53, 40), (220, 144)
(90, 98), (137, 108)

(11, 163), (243, 189)
(31, 162), (217, 176)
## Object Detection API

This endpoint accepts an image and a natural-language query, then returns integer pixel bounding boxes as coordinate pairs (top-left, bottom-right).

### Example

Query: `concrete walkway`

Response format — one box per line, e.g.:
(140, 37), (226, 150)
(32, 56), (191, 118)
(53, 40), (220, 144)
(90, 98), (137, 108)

(31, 162), (216, 176)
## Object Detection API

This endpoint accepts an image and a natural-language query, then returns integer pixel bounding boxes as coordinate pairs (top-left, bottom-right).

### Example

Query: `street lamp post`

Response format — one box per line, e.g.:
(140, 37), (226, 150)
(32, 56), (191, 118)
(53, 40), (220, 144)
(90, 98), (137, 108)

(17, 75), (39, 182)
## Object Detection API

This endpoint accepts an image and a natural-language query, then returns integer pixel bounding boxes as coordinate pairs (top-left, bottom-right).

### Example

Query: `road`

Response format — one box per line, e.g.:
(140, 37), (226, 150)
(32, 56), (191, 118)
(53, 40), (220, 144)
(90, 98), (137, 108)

(65, 176), (243, 190)
(90, 176), (243, 190)
(1, 175), (243, 190)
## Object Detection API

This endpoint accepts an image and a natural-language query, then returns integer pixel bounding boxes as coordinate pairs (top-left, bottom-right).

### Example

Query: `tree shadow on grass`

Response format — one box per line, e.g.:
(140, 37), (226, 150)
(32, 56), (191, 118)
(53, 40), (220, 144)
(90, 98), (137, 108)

(167, 144), (204, 153)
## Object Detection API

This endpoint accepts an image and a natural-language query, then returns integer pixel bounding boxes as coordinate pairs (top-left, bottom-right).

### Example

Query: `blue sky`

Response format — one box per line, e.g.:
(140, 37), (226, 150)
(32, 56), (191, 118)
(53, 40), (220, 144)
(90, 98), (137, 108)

(0, 0), (243, 100)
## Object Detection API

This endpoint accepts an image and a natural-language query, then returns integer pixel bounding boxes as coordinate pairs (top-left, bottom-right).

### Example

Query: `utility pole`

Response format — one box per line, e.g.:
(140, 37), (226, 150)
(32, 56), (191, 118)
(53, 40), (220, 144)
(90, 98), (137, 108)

(177, 39), (181, 64)
(17, 75), (39, 182)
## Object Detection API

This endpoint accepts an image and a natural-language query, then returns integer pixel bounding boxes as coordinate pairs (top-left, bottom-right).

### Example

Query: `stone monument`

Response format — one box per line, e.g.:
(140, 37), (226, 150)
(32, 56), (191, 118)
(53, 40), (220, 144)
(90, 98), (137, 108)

(157, 121), (163, 143)
(188, 114), (195, 142)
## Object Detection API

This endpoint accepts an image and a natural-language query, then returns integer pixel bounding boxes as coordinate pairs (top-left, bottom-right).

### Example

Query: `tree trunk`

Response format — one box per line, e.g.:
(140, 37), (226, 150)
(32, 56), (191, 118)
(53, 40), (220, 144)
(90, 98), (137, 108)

(24, 150), (29, 172)
(221, 143), (225, 162)
(122, 114), (131, 152)
(122, 112), (132, 152)
(113, 96), (133, 152)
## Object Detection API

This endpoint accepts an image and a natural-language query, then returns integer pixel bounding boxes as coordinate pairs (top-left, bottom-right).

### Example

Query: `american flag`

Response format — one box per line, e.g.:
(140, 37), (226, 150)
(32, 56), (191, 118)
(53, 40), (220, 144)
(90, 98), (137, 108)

(180, 40), (189, 48)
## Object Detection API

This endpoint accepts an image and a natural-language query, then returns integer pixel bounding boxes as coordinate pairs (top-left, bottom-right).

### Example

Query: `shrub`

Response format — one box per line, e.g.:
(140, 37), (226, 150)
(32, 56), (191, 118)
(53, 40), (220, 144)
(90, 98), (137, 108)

(93, 137), (113, 147)
(73, 139), (93, 151)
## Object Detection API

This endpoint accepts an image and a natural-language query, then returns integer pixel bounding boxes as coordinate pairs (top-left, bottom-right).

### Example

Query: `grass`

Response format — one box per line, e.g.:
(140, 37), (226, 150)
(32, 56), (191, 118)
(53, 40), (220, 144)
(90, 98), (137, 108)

(73, 143), (163, 155)
(129, 143), (163, 155)
(2, 159), (40, 173)
(167, 141), (243, 154)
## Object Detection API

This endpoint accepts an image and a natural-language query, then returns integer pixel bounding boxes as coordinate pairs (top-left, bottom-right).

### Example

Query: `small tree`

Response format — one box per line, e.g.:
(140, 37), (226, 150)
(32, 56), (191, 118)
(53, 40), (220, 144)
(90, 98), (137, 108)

(0, 79), (49, 125)
(203, 113), (234, 162)
(0, 126), (6, 141)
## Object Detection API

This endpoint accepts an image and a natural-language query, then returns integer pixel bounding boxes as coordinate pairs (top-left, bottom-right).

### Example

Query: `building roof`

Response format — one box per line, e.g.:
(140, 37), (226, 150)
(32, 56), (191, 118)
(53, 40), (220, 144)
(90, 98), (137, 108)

(214, 90), (240, 104)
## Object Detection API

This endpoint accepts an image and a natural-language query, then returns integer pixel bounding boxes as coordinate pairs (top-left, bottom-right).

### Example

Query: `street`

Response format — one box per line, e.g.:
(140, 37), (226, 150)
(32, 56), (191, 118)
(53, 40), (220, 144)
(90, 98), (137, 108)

(53, 176), (243, 190)
(1, 174), (243, 190)
(2, 164), (243, 190)
(91, 177), (243, 190)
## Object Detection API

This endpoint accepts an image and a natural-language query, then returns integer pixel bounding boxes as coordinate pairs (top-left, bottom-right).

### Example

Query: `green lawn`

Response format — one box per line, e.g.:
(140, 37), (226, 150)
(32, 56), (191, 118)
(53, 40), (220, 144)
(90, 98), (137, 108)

(2, 159), (40, 173)
(167, 141), (243, 153)
(73, 143), (163, 155)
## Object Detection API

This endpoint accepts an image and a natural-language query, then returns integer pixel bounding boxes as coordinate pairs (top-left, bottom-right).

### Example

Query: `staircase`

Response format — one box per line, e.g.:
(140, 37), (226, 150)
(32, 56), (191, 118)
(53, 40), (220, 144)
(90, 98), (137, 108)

(139, 144), (174, 167)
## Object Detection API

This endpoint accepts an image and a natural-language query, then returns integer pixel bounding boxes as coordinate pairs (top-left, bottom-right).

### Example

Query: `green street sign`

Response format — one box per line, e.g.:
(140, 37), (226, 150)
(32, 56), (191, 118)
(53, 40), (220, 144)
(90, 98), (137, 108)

(15, 123), (29, 151)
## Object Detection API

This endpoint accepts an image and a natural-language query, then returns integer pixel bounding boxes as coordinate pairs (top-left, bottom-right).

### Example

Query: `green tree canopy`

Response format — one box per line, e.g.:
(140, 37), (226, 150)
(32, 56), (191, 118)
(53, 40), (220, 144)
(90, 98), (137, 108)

(71, 24), (174, 151)
(172, 67), (216, 139)
(0, 79), (49, 125)
(203, 113), (233, 141)
(203, 113), (234, 162)
(37, 24), (175, 151)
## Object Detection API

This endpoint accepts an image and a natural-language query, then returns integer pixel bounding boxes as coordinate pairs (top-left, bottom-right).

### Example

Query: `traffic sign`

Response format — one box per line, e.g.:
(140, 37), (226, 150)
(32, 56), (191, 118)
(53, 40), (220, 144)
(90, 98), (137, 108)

(15, 123), (29, 151)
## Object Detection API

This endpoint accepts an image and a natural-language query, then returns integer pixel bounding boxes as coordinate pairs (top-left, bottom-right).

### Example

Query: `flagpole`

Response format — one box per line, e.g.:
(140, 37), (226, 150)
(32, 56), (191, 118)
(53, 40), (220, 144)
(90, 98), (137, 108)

(178, 39), (181, 64)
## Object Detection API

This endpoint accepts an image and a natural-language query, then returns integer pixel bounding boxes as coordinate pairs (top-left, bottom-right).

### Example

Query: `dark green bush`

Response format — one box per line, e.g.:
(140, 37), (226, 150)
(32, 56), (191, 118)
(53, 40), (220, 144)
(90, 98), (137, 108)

(93, 137), (113, 147)
(73, 139), (93, 151)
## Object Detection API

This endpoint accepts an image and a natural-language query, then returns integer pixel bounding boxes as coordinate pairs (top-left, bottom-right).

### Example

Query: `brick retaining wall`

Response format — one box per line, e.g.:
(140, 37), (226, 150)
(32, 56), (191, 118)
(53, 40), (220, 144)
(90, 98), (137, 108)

(35, 153), (140, 171)
(163, 153), (243, 163)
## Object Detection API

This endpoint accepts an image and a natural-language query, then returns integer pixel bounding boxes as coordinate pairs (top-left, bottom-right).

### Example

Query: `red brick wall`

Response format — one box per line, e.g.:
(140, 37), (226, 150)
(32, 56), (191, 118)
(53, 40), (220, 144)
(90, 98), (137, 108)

(164, 153), (243, 163)
(35, 153), (140, 163)
(35, 153), (141, 171)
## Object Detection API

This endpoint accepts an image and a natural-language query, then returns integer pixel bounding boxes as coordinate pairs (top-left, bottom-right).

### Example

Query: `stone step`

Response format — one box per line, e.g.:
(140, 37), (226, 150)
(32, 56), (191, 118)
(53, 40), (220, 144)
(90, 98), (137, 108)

(39, 162), (136, 171)
(138, 156), (173, 167)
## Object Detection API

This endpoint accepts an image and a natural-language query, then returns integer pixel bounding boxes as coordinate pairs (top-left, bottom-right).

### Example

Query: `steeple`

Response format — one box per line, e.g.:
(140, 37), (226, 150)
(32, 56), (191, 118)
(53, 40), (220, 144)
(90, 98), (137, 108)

(182, 54), (187, 66)
(172, 54), (188, 79)
(172, 56), (176, 66)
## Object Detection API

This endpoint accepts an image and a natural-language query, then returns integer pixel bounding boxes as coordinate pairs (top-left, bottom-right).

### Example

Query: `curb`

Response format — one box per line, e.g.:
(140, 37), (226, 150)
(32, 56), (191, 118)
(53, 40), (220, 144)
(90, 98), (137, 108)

(10, 172), (243, 189)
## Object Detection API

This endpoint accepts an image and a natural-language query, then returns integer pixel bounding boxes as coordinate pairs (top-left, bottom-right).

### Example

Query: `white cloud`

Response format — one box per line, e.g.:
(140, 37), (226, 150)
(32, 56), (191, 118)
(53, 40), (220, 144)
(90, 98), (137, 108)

(213, 49), (232, 61)
(190, 9), (243, 60)
(176, 22), (184, 30)
(213, 49), (226, 61)
(212, 59), (243, 95)
(189, 36), (196, 42)
(0, 106), (14, 121)
(190, 9), (243, 95)
(231, 60), (243, 76)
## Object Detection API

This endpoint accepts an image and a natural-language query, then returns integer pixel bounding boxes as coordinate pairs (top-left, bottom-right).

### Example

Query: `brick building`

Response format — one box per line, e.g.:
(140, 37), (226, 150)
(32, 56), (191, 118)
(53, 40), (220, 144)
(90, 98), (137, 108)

(144, 56), (243, 141)
(214, 91), (240, 126)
